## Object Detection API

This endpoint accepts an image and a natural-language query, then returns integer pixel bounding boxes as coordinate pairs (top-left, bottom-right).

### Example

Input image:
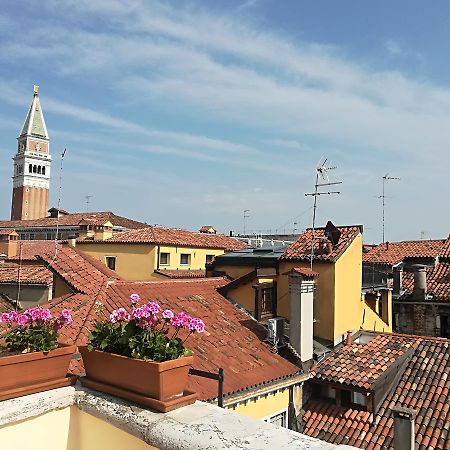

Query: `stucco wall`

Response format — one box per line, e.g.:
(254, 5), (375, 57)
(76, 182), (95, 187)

(78, 243), (225, 281)
(0, 284), (50, 307)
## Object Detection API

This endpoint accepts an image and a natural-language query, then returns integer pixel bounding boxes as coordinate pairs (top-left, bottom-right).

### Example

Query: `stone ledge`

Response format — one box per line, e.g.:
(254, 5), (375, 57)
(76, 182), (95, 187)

(0, 384), (359, 450)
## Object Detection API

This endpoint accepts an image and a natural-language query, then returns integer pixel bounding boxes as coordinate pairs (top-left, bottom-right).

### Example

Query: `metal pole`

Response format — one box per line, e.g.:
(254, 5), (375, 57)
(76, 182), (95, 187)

(310, 171), (319, 269)
(218, 368), (224, 408)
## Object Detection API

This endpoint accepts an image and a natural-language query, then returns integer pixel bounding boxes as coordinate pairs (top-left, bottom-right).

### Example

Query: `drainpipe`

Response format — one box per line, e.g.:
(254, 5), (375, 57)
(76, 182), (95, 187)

(392, 406), (415, 450)
(157, 244), (160, 270)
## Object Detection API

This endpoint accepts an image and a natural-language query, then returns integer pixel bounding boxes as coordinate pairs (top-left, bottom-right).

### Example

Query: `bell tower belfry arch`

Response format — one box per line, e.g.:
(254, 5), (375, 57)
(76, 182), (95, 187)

(11, 85), (52, 220)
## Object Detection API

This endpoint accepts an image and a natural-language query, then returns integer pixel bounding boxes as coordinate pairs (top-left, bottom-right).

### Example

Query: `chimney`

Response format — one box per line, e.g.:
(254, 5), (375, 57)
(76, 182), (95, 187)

(412, 265), (427, 300)
(345, 331), (353, 346)
(0, 231), (18, 258)
(325, 241), (333, 255)
(67, 238), (76, 248)
(287, 269), (316, 362)
(385, 241), (389, 250)
(393, 264), (403, 297)
(392, 406), (415, 450)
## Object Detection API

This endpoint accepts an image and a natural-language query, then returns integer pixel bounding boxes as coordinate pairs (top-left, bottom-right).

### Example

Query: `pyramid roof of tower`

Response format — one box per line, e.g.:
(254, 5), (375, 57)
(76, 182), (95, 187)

(20, 91), (49, 139)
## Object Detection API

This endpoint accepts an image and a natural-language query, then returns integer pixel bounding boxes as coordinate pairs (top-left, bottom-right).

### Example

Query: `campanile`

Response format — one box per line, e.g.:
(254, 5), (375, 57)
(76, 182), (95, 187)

(11, 85), (51, 220)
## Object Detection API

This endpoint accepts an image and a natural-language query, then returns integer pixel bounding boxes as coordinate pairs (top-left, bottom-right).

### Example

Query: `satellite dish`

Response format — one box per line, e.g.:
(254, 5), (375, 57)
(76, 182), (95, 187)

(324, 221), (341, 247)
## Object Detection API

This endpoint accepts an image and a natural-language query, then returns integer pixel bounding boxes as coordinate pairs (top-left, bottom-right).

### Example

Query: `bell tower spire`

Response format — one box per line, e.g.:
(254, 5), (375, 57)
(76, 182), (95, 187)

(10, 85), (52, 220)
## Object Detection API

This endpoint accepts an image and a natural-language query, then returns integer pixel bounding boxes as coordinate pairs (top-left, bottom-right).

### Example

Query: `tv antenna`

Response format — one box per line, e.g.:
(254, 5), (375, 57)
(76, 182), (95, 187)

(379, 174), (400, 243)
(305, 157), (342, 269)
(243, 209), (250, 236)
(85, 195), (93, 212)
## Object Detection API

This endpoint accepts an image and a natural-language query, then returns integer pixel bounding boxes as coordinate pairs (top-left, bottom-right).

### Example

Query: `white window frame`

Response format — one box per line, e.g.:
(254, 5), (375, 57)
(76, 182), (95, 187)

(261, 408), (288, 428)
(180, 253), (191, 266)
(160, 252), (170, 266)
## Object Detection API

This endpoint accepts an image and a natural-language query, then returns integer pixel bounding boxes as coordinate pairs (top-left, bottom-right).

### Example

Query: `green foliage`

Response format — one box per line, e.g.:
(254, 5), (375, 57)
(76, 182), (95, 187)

(88, 322), (191, 362)
(5, 324), (58, 353)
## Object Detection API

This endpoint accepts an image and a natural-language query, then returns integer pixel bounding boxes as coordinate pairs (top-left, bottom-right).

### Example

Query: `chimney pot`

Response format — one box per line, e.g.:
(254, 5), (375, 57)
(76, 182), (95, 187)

(412, 265), (427, 300)
(392, 406), (415, 450)
(345, 331), (353, 346)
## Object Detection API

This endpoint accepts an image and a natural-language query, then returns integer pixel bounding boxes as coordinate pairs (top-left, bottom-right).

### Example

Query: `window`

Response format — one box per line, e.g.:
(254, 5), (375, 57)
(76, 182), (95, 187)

(264, 411), (287, 428)
(29, 164), (32, 173)
(205, 254), (215, 264)
(180, 253), (191, 265)
(42, 166), (45, 175)
(37, 166), (41, 174)
(160, 252), (170, 266)
(105, 256), (116, 271)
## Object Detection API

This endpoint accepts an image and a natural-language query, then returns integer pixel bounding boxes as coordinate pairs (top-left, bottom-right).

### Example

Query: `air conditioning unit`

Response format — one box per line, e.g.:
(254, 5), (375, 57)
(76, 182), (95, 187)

(266, 317), (285, 347)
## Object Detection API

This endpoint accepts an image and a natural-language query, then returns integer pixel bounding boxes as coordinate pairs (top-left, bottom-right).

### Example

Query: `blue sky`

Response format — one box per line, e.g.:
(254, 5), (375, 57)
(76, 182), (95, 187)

(1, 0), (450, 243)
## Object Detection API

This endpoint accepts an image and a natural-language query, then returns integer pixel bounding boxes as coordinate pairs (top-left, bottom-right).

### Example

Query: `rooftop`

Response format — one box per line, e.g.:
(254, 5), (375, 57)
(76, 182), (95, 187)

(39, 245), (303, 403)
(0, 262), (52, 285)
(313, 334), (417, 390)
(154, 269), (206, 279)
(80, 226), (248, 251)
(0, 211), (147, 230)
(363, 239), (445, 265)
(282, 225), (362, 262)
(303, 332), (450, 449)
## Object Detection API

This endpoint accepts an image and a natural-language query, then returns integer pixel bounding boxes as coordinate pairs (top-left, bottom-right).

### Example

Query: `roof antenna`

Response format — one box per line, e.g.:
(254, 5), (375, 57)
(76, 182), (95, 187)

(305, 157), (342, 269)
(85, 195), (93, 212)
(379, 174), (400, 243)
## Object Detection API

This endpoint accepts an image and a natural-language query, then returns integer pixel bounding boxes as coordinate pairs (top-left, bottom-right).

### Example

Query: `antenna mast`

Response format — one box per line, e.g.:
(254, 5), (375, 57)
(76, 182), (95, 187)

(85, 195), (93, 212)
(305, 158), (342, 269)
(380, 174), (400, 243)
(243, 209), (250, 236)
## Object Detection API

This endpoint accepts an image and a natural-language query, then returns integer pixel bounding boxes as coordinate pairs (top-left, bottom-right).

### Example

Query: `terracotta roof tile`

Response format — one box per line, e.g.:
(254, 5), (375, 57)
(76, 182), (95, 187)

(282, 225), (362, 262)
(303, 332), (450, 449)
(314, 334), (416, 390)
(37, 246), (120, 296)
(84, 226), (247, 251)
(49, 277), (302, 402)
(6, 240), (56, 261)
(0, 211), (146, 230)
(0, 262), (52, 285)
(154, 269), (206, 279)
(363, 240), (445, 265)
(283, 267), (319, 278)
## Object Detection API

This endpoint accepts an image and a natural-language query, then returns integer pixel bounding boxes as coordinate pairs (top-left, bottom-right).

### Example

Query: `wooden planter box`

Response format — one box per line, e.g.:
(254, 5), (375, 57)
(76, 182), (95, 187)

(79, 348), (198, 412)
(0, 345), (77, 401)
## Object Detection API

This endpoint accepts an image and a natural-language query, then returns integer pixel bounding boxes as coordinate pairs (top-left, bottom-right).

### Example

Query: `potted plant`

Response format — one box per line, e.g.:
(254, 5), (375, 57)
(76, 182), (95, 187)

(80, 294), (205, 412)
(0, 307), (76, 400)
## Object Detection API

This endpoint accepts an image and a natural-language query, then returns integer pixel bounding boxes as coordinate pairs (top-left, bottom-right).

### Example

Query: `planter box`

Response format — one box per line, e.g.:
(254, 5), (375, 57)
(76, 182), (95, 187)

(0, 345), (77, 401)
(80, 348), (198, 412)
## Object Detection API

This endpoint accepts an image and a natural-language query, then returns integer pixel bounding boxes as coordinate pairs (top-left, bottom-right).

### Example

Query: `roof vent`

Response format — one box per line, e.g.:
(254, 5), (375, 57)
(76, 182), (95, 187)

(266, 317), (285, 348)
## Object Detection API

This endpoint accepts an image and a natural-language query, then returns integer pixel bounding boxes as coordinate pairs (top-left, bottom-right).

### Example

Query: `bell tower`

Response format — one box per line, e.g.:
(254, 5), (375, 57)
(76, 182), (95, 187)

(11, 85), (51, 220)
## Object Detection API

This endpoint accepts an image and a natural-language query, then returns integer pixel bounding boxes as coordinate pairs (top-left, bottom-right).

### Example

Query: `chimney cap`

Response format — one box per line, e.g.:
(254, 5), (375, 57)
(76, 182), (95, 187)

(391, 406), (416, 419)
(283, 267), (319, 278)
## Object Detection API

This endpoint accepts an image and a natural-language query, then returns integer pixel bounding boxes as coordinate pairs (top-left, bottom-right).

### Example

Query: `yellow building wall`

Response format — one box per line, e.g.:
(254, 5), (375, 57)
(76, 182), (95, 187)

(334, 233), (363, 340)
(68, 407), (157, 450)
(278, 261), (336, 342)
(0, 407), (158, 450)
(0, 407), (72, 450)
(78, 243), (225, 281)
(78, 243), (157, 281)
(157, 246), (224, 271)
(230, 389), (290, 420)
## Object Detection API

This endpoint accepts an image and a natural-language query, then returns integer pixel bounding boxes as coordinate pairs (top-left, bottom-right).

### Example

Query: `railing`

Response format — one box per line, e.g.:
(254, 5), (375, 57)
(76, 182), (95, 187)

(189, 368), (224, 407)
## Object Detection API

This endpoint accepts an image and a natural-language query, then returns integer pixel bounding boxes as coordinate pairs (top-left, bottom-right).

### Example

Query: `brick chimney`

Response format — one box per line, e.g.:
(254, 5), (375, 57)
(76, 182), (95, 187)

(286, 268), (317, 362)
(392, 406), (415, 450)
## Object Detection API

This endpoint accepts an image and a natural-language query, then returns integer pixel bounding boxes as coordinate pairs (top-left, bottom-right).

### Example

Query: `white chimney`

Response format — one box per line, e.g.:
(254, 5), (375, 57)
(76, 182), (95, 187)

(412, 265), (427, 300)
(392, 406), (415, 450)
(287, 269), (315, 362)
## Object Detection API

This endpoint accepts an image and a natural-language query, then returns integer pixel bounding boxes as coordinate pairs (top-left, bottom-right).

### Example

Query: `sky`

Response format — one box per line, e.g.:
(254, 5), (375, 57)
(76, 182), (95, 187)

(1, 0), (450, 243)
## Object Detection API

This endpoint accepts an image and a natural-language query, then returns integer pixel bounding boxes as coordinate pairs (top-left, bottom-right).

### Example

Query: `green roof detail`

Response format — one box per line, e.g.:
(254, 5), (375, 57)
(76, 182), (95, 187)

(19, 92), (49, 139)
